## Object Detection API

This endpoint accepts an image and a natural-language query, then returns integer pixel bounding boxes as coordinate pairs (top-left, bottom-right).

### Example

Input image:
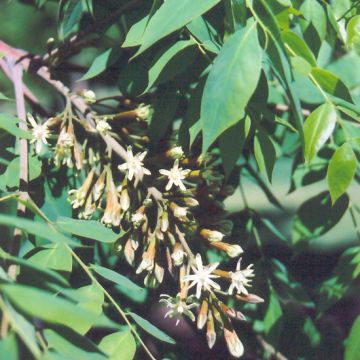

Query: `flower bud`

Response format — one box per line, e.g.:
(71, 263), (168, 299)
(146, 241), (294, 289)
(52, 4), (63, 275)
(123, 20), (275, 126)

(93, 170), (106, 202)
(120, 187), (130, 211)
(224, 328), (244, 358)
(197, 298), (208, 330)
(206, 310), (216, 349)
(160, 211), (169, 232)
(210, 242), (243, 258)
(200, 229), (224, 242)
(82, 89), (96, 104)
(171, 243), (186, 266)
(136, 104), (151, 120)
(167, 146), (184, 160)
(124, 238), (135, 265)
(236, 293), (264, 303)
(96, 120), (112, 135)
(182, 197), (199, 207)
(154, 263), (164, 283)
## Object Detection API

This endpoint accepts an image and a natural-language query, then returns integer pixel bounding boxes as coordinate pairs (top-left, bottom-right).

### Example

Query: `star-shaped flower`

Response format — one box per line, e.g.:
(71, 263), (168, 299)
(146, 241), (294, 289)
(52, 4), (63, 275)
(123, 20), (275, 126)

(159, 160), (190, 191)
(184, 254), (220, 299)
(27, 113), (50, 154)
(228, 258), (254, 295)
(118, 146), (151, 181)
(160, 294), (197, 325)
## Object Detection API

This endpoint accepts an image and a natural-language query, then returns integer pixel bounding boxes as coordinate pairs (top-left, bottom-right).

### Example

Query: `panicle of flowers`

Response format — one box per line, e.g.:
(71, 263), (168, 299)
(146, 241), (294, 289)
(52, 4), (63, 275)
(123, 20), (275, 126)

(34, 96), (263, 358)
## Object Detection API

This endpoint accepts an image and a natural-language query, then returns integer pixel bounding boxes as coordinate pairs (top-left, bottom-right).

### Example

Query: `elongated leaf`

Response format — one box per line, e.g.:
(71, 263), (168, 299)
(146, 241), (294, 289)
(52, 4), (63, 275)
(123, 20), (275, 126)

(145, 39), (196, 92)
(254, 129), (276, 182)
(345, 315), (360, 360)
(91, 264), (147, 302)
(304, 102), (337, 164)
(28, 243), (73, 272)
(44, 329), (106, 360)
(58, 0), (83, 40)
(310, 68), (353, 103)
(56, 217), (120, 243)
(201, 22), (262, 151)
(1, 300), (41, 359)
(0, 92), (13, 101)
(292, 191), (349, 243)
(0, 115), (32, 139)
(327, 143), (357, 204)
(99, 329), (136, 360)
(0, 248), (68, 287)
(346, 15), (360, 49)
(0, 214), (77, 246)
(282, 31), (317, 66)
(135, 0), (221, 56)
(1, 285), (115, 331)
(187, 16), (220, 54)
(80, 48), (121, 81)
(127, 312), (175, 344)
(219, 116), (251, 177)
(122, 16), (148, 47)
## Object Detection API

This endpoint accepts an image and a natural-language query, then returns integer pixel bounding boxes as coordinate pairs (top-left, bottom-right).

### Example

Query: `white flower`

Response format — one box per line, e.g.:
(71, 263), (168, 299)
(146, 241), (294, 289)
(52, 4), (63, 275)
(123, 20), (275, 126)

(160, 294), (197, 325)
(159, 160), (190, 191)
(96, 120), (112, 134)
(131, 212), (144, 224)
(184, 254), (220, 299)
(68, 188), (86, 209)
(118, 146), (151, 181)
(27, 113), (50, 154)
(228, 258), (254, 295)
(171, 247), (186, 266)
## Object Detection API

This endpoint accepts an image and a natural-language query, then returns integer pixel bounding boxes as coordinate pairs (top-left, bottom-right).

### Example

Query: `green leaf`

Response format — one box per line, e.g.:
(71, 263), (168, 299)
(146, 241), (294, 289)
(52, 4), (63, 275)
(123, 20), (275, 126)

(80, 48), (121, 81)
(28, 243), (73, 272)
(134, 0), (221, 56)
(346, 15), (360, 49)
(310, 68), (353, 103)
(263, 292), (283, 345)
(0, 333), (18, 360)
(0, 300), (41, 359)
(327, 143), (357, 204)
(219, 116), (251, 177)
(64, 284), (104, 334)
(2, 155), (42, 189)
(345, 315), (360, 360)
(254, 128), (276, 182)
(122, 16), (149, 48)
(44, 329), (106, 360)
(0, 214), (77, 246)
(187, 16), (220, 54)
(56, 216), (120, 243)
(99, 329), (136, 360)
(58, 0), (83, 40)
(127, 312), (175, 344)
(0, 115), (32, 139)
(201, 22), (262, 152)
(0, 248), (69, 287)
(282, 31), (317, 66)
(0, 92), (13, 102)
(144, 39), (196, 92)
(91, 264), (147, 303)
(292, 191), (349, 243)
(304, 102), (337, 164)
(1, 285), (115, 332)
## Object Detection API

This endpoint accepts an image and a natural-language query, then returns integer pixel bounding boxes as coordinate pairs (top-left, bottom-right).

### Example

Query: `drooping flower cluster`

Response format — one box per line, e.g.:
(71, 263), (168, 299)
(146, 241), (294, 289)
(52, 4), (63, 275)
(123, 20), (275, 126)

(28, 91), (263, 358)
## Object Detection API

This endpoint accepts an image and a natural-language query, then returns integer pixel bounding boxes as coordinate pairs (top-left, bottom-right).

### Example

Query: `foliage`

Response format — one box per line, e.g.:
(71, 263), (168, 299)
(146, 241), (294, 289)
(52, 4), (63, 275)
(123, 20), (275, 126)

(0, 0), (359, 359)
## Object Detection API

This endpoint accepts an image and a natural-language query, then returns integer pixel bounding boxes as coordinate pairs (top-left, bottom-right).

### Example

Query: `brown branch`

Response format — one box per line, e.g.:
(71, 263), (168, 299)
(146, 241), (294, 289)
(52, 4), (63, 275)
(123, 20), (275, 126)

(0, 58), (29, 338)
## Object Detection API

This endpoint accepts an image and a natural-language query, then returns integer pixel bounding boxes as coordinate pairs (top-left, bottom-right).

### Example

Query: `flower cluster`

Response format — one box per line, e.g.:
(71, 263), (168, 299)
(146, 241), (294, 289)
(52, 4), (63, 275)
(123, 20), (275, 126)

(28, 91), (263, 358)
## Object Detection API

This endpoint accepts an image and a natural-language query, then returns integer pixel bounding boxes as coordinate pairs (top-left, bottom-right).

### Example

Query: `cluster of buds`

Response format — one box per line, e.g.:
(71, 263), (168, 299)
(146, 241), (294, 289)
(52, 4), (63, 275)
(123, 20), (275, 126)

(28, 91), (262, 358)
